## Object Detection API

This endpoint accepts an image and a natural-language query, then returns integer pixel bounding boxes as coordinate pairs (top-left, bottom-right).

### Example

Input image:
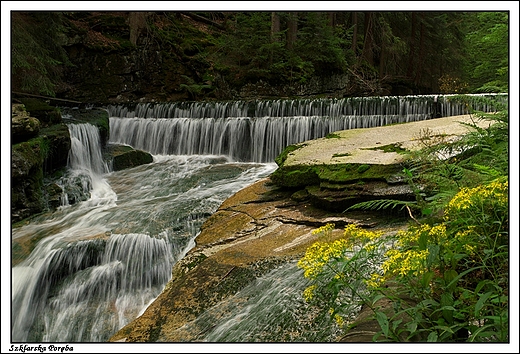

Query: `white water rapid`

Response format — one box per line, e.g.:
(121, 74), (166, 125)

(11, 121), (276, 342)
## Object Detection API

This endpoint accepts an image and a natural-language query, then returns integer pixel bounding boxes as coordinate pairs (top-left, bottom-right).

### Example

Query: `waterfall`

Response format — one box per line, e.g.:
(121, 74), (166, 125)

(11, 231), (175, 342)
(56, 123), (115, 208)
(11, 117), (276, 342)
(108, 94), (507, 163)
(67, 123), (109, 175)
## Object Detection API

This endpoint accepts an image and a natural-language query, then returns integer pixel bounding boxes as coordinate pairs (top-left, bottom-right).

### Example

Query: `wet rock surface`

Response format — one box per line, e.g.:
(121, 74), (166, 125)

(109, 177), (405, 342)
(108, 144), (153, 171)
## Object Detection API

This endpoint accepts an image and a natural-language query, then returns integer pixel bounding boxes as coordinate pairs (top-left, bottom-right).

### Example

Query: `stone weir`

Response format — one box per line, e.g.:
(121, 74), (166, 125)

(109, 114), (491, 343)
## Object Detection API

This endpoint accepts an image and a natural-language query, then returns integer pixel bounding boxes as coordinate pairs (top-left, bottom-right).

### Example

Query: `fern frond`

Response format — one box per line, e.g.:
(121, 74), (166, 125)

(345, 199), (417, 213)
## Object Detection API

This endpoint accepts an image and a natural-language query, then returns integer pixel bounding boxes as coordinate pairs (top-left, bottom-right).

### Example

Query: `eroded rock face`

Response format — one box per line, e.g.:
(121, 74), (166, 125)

(11, 103), (72, 223)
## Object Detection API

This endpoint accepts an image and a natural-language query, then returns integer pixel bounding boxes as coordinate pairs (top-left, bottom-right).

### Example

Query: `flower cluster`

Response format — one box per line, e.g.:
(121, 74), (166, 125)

(311, 223), (335, 235)
(444, 179), (508, 219)
(381, 248), (430, 277)
(298, 237), (350, 279)
(343, 224), (385, 248)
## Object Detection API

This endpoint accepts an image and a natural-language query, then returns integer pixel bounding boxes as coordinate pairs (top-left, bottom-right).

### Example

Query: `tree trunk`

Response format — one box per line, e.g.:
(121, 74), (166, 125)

(271, 12), (280, 41)
(379, 28), (386, 78)
(406, 12), (417, 79)
(415, 12), (426, 86)
(328, 12), (336, 28)
(286, 12), (298, 50)
(129, 12), (149, 46)
(362, 12), (374, 66)
(351, 12), (358, 54)
(270, 12), (280, 65)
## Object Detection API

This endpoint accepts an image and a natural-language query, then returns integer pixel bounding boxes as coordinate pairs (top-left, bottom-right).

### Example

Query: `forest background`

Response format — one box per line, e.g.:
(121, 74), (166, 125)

(5, 4), (514, 103)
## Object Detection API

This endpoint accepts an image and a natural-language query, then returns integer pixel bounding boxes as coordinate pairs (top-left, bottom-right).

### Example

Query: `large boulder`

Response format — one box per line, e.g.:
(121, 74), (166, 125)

(271, 115), (492, 212)
(11, 104), (41, 143)
(108, 144), (153, 171)
(109, 177), (394, 342)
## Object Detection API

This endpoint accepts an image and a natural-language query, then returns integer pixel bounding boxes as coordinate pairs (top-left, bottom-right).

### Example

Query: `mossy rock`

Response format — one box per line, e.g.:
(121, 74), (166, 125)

(271, 162), (404, 189)
(19, 98), (62, 125)
(111, 146), (153, 171)
(275, 143), (306, 166)
(11, 139), (46, 222)
(39, 124), (71, 174)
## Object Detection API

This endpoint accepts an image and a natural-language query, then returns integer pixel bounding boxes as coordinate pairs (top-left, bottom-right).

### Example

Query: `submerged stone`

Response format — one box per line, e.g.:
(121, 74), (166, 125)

(109, 144), (153, 171)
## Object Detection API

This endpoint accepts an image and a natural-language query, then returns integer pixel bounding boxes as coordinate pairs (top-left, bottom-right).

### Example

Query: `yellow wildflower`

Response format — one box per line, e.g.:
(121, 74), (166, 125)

(312, 223), (335, 235)
(297, 238), (350, 279)
(365, 273), (384, 288)
(303, 285), (317, 302)
(382, 248), (429, 277)
(334, 314), (345, 326)
(445, 180), (508, 220)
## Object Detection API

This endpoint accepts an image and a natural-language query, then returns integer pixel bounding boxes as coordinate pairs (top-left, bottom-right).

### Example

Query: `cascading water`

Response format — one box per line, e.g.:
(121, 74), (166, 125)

(11, 94), (507, 344)
(170, 262), (342, 342)
(108, 94), (507, 162)
(11, 120), (276, 342)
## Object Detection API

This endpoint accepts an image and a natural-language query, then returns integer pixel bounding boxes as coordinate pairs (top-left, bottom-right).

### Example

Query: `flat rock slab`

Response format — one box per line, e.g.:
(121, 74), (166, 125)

(283, 115), (491, 167)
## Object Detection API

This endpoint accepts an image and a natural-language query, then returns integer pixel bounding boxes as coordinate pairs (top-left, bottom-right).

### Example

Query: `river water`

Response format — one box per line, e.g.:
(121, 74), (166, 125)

(11, 122), (276, 342)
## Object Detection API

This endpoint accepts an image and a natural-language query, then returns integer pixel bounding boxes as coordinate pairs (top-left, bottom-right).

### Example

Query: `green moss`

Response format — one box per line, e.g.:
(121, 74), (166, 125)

(112, 149), (153, 171)
(270, 164), (320, 188)
(19, 98), (62, 125)
(274, 143), (306, 166)
(332, 152), (352, 158)
(63, 108), (109, 144)
(357, 164), (370, 174)
(318, 163), (402, 184)
(19, 98), (54, 113)
(325, 132), (341, 139)
(271, 162), (404, 188)
(363, 143), (408, 154)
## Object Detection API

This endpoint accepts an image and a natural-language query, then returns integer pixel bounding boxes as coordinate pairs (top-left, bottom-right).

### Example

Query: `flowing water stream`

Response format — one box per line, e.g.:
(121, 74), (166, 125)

(10, 94), (506, 343)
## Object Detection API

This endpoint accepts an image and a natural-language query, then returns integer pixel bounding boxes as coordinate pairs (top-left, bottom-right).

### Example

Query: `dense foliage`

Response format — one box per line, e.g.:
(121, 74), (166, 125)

(297, 96), (509, 342)
(11, 11), (509, 98)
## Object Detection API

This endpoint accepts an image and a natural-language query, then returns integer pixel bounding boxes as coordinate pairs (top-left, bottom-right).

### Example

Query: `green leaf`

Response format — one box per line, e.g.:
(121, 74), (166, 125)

(443, 269), (458, 291)
(375, 311), (390, 337)
(419, 232), (429, 250)
(427, 331), (439, 342)
(474, 291), (493, 316)
(403, 167), (413, 178)
(475, 279), (492, 293)
(445, 265), (485, 290)
(422, 207), (433, 216)
(420, 271), (435, 288)
(371, 294), (388, 306)
(391, 319), (403, 332)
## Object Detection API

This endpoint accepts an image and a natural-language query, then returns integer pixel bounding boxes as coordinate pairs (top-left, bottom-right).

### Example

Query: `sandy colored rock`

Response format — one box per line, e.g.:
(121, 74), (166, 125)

(282, 115), (491, 167)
